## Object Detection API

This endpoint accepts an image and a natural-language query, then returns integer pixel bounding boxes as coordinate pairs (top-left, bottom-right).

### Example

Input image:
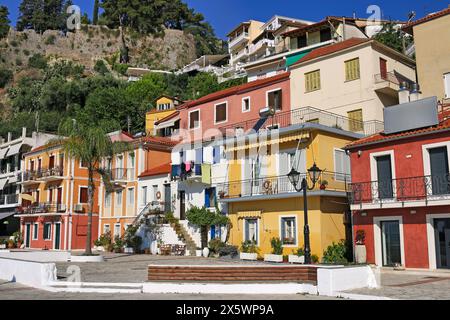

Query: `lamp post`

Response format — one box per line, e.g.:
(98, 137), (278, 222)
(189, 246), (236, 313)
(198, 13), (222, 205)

(287, 163), (322, 264)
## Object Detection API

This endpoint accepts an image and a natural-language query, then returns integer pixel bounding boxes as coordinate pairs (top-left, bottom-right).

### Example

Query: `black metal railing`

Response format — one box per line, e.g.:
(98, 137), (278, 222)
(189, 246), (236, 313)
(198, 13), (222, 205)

(21, 167), (64, 182)
(219, 107), (384, 137)
(350, 174), (450, 205)
(215, 171), (350, 199)
(171, 163), (202, 181)
(15, 202), (67, 215)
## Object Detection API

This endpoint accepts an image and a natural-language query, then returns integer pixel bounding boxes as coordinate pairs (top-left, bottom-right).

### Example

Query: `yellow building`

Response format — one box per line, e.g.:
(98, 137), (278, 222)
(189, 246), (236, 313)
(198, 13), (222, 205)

(145, 95), (184, 137)
(216, 111), (367, 259)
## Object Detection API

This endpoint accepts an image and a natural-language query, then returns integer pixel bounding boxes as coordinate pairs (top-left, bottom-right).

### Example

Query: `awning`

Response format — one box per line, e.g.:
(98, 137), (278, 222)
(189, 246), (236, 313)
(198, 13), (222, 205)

(0, 147), (9, 160)
(0, 178), (8, 190)
(0, 211), (15, 221)
(238, 211), (262, 219)
(20, 194), (35, 203)
(286, 50), (312, 67)
(155, 115), (180, 130)
(7, 143), (23, 157)
(227, 132), (310, 152)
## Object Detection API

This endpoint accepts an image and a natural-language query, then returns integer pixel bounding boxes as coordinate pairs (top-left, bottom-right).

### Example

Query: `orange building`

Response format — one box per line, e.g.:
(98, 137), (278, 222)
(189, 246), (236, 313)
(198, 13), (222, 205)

(16, 142), (101, 251)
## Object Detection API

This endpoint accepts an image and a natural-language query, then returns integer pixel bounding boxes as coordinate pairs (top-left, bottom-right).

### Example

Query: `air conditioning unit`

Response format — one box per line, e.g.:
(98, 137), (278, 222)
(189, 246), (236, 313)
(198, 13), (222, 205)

(74, 204), (83, 212)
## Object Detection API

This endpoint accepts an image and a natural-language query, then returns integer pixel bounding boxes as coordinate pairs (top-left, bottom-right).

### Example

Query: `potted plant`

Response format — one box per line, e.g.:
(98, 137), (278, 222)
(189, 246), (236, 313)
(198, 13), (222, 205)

(208, 239), (226, 258)
(239, 240), (258, 260)
(195, 247), (203, 257)
(124, 225), (140, 254)
(0, 239), (6, 249)
(94, 231), (112, 252)
(354, 230), (367, 264)
(112, 236), (124, 253)
(7, 239), (15, 249)
(13, 231), (23, 248)
(288, 248), (305, 264)
(264, 237), (284, 263)
(320, 180), (329, 190)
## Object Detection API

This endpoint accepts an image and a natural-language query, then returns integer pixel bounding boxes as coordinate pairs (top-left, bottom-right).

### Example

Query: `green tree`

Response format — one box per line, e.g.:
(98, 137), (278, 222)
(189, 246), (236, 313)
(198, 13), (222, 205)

(0, 68), (13, 88)
(28, 53), (48, 69)
(186, 72), (219, 100)
(52, 118), (129, 255)
(373, 22), (413, 55)
(186, 206), (229, 249)
(94, 60), (109, 75)
(17, 0), (72, 33)
(93, 0), (99, 25)
(81, 13), (91, 25)
(0, 6), (10, 39)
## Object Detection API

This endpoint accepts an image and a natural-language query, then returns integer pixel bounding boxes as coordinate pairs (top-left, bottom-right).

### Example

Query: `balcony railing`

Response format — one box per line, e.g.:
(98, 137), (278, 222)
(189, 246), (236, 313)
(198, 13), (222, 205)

(219, 107), (384, 137)
(350, 175), (450, 205)
(248, 38), (275, 55)
(374, 72), (415, 88)
(15, 202), (67, 215)
(21, 167), (64, 183)
(229, 32), (249, 49)
(0, 194), (19, 205)
(107, 168), (135, 181)
(216, 171), (350, 200)
(171, 163), (202, 181)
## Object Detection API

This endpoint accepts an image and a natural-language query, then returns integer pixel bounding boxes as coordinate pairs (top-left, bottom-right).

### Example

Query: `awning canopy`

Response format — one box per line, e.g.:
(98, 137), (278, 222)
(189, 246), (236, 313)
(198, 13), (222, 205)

(0, 178), (8, 191)
(0, 147), (9, 160)
(238, 211), (262, 219)
(0, 211), (15, 221)
(227, 132), (310, 152)
(7, 143), (23, 157)
(155, 115), (180, 130)
(286, 50), (312, 67)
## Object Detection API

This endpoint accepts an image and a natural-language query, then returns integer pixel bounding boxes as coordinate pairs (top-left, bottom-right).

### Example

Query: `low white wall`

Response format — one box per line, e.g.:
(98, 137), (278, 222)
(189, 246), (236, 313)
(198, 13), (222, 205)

(0, 257), (57, 288)
(317, 265), (378, 296)
(0, 251), (70, 262)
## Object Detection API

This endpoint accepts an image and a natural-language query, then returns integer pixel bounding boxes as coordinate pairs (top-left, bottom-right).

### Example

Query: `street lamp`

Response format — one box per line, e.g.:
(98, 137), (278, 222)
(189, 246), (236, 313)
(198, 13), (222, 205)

(287, 162), (323, 264)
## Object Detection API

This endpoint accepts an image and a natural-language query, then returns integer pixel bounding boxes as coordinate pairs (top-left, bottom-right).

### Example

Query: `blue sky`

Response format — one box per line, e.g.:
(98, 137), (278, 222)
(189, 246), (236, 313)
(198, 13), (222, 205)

(0, 0), (448, 39)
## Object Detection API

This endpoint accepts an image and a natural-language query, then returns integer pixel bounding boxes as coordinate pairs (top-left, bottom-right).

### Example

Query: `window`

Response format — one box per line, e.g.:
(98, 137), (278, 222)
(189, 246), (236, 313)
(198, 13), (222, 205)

(43, 223), (51, 240)
(444, 73), (450, 99)
(116, 190), (122, 206)
(428, 146), (450, 195)
(305, 70), (321, 92)
(141, 186), (148, 205)
(127, 188), (134, 205)
(205, 187), (217, 208)
(215, 102), (227, 124)
(345, 58), (360, 81)
(244, 219), (258, 244)
(297, 35), (307, 48)
(189, 110), (200, 129)
(213, 146), (221, 164)
(242, 97), (251, 112)
(348, 109), (363, 132)
(153, 185), (158, 201)
(334, 149), (351, 181)
(104, 224), (110, 234)
(105, 192), (111, 207)
(320, 28), (332, 42)
(79, 187), (88, 204)
(281, 217), (296, 245)
(33, 223), (38, 240)
(267, 89), (282, 111)
(114, 224), (121, 238)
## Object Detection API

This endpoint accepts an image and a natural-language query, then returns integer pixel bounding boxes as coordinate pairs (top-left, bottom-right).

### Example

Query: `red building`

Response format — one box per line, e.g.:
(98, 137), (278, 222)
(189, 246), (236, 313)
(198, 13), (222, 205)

(346, 96), (450, 270)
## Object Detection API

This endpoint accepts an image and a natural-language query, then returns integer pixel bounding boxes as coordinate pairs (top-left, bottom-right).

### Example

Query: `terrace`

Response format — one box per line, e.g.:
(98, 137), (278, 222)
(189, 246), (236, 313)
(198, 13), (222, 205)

(15, 202), (67, 216)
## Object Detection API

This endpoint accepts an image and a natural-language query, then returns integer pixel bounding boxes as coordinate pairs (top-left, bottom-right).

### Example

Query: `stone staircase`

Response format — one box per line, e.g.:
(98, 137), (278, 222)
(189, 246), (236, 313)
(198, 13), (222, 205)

(169, 221), (197, 256)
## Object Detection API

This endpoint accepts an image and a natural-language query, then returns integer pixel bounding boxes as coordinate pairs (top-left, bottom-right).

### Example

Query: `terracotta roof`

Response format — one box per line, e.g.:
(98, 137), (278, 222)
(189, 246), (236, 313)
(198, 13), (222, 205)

(345, 115), (450, 149)
(290, 38), (371, 67)
(403, 7), (450, 34)
(176, 72), (290, 110)
(141, 135), (179, 147)
(27, 140), (62, 155)
(139, 163), (171, 178)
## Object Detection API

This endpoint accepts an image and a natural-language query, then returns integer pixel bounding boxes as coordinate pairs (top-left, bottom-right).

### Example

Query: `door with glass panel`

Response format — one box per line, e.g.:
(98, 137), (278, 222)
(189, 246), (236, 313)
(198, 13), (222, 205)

(434, 218), (450, 269)
(381, 220), (401, 266)
(376, 155), (393, 200)
(429, 147), (450, 195)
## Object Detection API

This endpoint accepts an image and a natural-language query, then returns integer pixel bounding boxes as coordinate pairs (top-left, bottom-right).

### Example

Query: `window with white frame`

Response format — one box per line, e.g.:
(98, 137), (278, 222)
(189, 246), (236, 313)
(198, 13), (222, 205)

(33, 223), (39, 240)
(127, 188), (134, 205)
(141, 186), (147, 205)
(104, 224), (110, 234)
(116, 190), (122, 206)
(334, 149), (351, 181)
(267, 89), (282, 111)
(242, 97), (250, 112)
(281, 217), (296, 245)
(105, 192), (111, 207)
(244, 219), (258, 244)
(152, 185), (158, 201)
(43, 223), (51, 240)
(114, 224), (121, 238)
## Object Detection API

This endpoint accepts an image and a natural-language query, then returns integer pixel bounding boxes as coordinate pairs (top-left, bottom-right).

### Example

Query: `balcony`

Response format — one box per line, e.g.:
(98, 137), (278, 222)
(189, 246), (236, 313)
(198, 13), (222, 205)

(219, 107), (384, 137)
(374, 71), (415, 97)
(229, 32), (249, 50)
(248, 38), (275, 56)
(216, 171), (350, 201)
(0, 194), (19, 206)
(15, 202), (67, 215)
(107, 168), (135, 183)
(171, 162), (203, 183)
(38, 167), (64, 182)
(230, 48), (249, 65)
(350, 175), (450, 209)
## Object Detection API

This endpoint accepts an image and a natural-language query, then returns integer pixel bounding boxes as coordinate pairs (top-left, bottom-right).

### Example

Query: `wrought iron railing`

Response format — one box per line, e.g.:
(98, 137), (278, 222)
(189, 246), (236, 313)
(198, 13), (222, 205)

(21, 167), (64, 182)
(215, 171), (350, 199)
(132, 201), (168, 226)
(15, 202), (67, 215)
(349, 175), (450, 205)
(219, 107), (384, 137)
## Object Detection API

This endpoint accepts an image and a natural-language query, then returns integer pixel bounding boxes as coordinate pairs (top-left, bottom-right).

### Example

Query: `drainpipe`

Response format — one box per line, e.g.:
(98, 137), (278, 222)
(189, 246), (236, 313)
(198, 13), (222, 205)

(68, 157), (75, 251)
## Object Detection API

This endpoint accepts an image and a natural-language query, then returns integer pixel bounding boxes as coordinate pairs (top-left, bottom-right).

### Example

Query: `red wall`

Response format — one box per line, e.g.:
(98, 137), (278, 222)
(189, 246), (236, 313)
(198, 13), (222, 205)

(177, 77), (291, 141)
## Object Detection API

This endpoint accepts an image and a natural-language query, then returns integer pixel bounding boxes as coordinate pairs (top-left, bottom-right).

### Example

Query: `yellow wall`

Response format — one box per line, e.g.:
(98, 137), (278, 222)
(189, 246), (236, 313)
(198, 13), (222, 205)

(412, 14), (450, 101)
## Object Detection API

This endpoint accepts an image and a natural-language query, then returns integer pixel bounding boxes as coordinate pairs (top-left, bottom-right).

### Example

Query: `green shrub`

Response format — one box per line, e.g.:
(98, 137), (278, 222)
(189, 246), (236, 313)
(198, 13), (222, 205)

(15, 58), (22, 66)
(311, 254), (319, 264)
(28, 53), (47, 69)
(94, 60), (109, 75)
(218, 245), (238, 258)
(124, 225), (142, 252)
(208, 238), (226, 254)
(23, 49), (30, 56)
(113, 63), (128, 76)
(0, 68), (13, 88)
(294, 248), (304, 257)
(270, 237), (283, 255)
(322, 240), (348, 264)
(45, 35), (56, 45)
(10, 40), (18, 47)
(94, 231), (112, 247)
(240, 240), (258, 254)
(112, 235), (124, 253)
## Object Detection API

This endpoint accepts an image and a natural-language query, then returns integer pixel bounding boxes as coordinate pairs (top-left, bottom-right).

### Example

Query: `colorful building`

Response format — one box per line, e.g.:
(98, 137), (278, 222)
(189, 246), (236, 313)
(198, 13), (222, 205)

(145, 95), (184, 137)
(346, 95), (450, 269)
(15, 141), (100, 250)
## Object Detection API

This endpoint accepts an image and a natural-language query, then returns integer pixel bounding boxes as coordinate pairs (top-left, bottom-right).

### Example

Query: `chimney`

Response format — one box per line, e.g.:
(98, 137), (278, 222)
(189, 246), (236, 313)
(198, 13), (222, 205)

(398, 82), (410, 104)
(409, 83), (422, 102)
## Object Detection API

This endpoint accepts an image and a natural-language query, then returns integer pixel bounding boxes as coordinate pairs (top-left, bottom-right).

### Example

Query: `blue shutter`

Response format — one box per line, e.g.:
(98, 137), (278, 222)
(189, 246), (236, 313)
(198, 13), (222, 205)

(210, 225), (216, 239)
(244, 220), (249, 242)
(205, 188), (210, 208)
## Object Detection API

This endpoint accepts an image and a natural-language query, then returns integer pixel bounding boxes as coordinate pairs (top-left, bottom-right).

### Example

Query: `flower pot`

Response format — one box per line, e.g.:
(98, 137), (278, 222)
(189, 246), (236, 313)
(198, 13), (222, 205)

(264, 254), (283, 263)
(196, 250), (203, 257)
(0, 244), (6, 249)
(202, 247), (210, 258)
(240, 252), (257, 261)
(320, 185), (327, 190)
(288, 255), (305, 264)
(355, 245), (367, 264)
(7, 242), (14, 249)
(124, 247), (134, 254)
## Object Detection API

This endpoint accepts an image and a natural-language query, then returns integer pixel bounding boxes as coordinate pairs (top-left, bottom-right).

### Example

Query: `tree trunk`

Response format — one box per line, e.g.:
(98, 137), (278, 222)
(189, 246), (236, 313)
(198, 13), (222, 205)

(85, 167), (95, 255)
(201, 225), (208, 249)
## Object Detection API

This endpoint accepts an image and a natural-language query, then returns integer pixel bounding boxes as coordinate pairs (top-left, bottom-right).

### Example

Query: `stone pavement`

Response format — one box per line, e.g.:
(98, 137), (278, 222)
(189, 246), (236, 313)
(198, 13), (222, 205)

(56, 253), (266, 283)
(344, 269), (450, 300)
(0, 281), (338, 300)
